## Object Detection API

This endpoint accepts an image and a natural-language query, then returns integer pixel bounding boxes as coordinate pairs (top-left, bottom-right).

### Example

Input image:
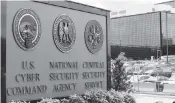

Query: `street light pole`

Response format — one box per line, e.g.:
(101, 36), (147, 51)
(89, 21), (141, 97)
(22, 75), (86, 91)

(157, 50), (161, 61)
(120, 40), (121, 52)
(166, 11), (170, 65)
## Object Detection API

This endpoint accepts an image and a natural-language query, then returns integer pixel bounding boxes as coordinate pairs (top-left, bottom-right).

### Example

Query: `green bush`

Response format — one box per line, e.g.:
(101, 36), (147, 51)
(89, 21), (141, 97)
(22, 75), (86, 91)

(9, 89), (136, 103)
(122, 93), (136, 103)
(83, 89), (108, 103)
(68, 94), (85, 103)
(60, 98), (69, 103)
(111, 52), (132, 92)
(106, 89), (123, 103)
(9, 101), (30, 103)
(37, 98), (60, 103)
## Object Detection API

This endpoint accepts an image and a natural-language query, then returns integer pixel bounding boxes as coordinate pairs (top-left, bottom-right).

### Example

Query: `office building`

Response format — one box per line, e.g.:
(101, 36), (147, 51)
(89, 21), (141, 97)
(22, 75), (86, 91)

(110, 11), (175, 60)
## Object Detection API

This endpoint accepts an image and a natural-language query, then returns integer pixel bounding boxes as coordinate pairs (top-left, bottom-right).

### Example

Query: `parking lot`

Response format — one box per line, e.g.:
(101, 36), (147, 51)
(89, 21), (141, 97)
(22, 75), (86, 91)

(132, 93), (175, 103)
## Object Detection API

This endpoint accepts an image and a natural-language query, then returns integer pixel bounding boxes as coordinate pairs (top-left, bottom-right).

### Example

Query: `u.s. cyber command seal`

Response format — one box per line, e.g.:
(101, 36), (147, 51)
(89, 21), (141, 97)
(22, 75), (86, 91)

(85, 20), (103, 54)
(53, 14), (76, 53)
(13, 8), (41, 51)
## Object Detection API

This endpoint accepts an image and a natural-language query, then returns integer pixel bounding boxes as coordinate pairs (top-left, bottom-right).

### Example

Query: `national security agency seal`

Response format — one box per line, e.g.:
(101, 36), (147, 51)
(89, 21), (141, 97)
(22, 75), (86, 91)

(13, 8), (41, 51)
(53, 14), (76, 53)
(84, 20), (103, 54)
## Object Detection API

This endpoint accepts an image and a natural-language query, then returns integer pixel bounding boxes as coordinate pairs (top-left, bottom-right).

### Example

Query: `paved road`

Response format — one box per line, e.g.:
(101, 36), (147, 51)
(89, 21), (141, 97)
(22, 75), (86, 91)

(132, 93), (175, 103)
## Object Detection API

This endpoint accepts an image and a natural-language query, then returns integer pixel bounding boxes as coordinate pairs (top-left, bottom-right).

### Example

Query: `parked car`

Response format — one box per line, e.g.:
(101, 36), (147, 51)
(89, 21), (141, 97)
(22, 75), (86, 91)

(161, 55), (175, 61)
(144, 76), (168, 83)
(160, 72), (175, 84)
(129, 75), (155, 83)
(160, 80), (175, 84)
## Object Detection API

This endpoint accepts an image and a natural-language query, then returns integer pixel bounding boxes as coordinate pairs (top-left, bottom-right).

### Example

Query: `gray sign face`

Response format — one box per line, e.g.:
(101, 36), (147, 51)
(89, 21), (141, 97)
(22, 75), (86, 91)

(85, 20), (103, 54)
(5, 1), (108, 102)
(53, 14), (76, 53)
(13, 8), (41, 51)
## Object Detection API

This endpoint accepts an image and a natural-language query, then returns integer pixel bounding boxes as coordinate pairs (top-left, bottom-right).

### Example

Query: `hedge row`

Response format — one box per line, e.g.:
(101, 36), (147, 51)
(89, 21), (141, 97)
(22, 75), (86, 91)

(9, 89), (136, 103)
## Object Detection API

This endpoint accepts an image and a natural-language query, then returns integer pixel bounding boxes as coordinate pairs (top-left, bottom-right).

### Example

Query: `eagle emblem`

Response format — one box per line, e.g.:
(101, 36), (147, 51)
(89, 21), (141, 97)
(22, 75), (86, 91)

(53, 14), (76, 53)
(13, 9), (41, 51)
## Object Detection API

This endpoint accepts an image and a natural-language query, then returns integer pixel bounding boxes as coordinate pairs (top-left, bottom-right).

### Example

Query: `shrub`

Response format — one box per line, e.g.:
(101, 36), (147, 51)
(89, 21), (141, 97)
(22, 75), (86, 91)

(83, 89), (108, 103)
(106, 89), (123, 103)
(37, 98), (60, 103)
(111, 52), (131, 92)
(155, 101), (163, 103)
(122, 93), (136, 103)
(60, 98), (69, 103)
(68, 94), (85, 103)
(9, 100), (30, 103)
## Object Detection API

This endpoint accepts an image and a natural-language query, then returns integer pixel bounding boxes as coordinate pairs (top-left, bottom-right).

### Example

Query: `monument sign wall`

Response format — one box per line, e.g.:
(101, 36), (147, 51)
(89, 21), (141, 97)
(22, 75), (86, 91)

(1, 1), (110, 102)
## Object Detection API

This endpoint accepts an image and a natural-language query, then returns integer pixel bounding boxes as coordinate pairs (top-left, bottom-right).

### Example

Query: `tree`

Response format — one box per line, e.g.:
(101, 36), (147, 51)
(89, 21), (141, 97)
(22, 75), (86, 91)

(111, 52), (131, 92)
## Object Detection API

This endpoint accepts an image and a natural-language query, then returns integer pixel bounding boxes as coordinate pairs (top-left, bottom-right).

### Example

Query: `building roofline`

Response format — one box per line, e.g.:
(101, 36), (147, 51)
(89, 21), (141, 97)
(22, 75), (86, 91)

(66, 0), (110, 12)
(155, 0), (174, 5)
(111, 11), (161, 19)
(111, 11), (175, 19)
(32, 0), (110, 16)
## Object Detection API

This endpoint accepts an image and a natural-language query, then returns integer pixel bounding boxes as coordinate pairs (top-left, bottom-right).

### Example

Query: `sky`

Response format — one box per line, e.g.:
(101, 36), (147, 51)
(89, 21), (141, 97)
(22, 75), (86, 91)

(70, 0), (174, 17)
(70, 0), (172, 11)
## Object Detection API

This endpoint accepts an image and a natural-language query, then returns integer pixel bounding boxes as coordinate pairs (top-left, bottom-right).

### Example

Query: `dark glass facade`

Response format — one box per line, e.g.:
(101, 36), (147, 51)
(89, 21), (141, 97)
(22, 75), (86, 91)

(161, 12), (175, 46)
(110, 12), (175, 59)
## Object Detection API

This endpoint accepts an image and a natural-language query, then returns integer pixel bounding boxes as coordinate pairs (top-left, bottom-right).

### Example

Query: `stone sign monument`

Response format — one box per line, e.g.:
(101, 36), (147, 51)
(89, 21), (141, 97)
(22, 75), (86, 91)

(1, 1), (110, 102)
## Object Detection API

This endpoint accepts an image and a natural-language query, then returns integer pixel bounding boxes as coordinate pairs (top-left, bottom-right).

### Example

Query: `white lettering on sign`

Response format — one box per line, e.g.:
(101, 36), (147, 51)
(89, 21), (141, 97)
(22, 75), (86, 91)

(83, 62), (104, 68)
(22, 61), (35, 70)
(82, 72), (105, 79)
(6, 85), (47, 96)
(49, 72), (79, 81)
(15, 73), (40, 82)
(49, 62), (78, 69)
(53, 83), (76, 92)
(85, 81), (103, 89)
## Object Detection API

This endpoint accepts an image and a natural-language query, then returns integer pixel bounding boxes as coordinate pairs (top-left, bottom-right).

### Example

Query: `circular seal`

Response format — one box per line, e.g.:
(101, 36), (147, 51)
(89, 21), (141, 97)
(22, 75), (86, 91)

(13, 8), (41, 51)
(84, 20), (103, 54)
(53, 14), (76, 53)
